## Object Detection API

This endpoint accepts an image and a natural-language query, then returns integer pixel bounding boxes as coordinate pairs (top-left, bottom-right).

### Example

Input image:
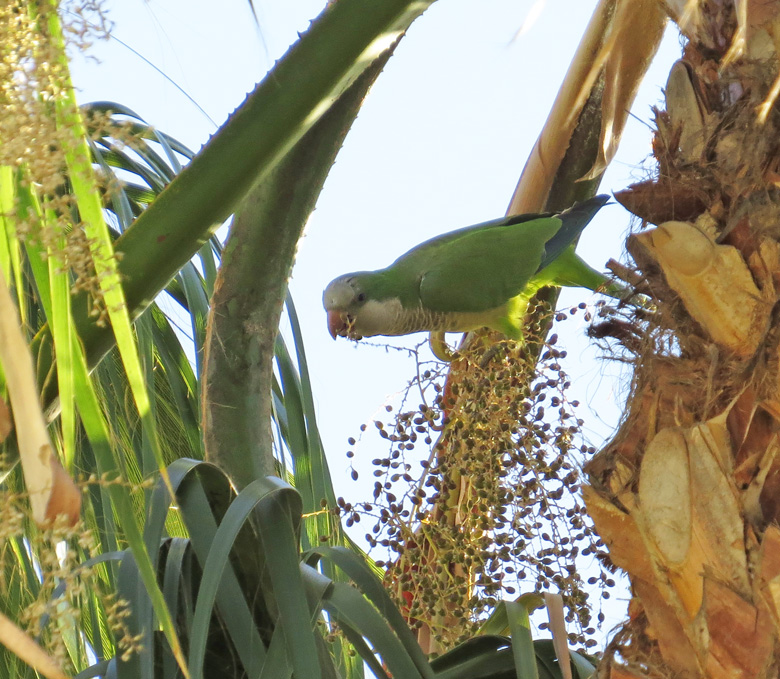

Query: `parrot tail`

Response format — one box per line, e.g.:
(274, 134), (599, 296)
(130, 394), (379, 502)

(536, 194), (610, 274)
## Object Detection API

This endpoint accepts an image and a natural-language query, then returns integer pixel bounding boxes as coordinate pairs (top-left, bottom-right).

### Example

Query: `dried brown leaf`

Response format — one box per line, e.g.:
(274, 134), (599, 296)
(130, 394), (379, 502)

(635, 220), (767, 356)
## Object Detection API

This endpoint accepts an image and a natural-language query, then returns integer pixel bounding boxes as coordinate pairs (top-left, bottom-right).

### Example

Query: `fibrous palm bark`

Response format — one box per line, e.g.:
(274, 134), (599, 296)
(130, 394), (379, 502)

(585, 2), (780, 677)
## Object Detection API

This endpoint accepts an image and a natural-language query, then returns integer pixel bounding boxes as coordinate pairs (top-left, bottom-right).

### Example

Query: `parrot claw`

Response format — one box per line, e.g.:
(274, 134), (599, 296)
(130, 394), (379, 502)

(429, 332), (456, 362)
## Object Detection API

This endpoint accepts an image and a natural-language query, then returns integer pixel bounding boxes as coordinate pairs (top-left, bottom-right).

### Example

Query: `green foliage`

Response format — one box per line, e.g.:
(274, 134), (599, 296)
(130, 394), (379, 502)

(0, 2), (602, 678)
(105, 459), (596, 679)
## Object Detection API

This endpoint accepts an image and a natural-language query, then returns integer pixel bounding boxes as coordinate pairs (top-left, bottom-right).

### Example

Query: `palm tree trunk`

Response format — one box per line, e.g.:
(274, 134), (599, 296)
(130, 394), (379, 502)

(586, 2), (780, 676)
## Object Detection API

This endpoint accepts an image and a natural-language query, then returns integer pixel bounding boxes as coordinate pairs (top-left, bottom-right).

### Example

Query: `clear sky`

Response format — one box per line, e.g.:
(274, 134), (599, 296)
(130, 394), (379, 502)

(69, 0), (680, 643)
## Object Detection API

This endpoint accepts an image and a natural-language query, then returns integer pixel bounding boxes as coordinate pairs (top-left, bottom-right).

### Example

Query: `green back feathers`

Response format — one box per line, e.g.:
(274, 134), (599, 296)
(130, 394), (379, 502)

(376, 195), (609, 313)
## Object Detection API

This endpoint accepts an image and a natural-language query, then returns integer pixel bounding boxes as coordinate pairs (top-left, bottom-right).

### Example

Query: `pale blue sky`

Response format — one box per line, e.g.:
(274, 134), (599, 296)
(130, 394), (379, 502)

(70, 0), (680, 642)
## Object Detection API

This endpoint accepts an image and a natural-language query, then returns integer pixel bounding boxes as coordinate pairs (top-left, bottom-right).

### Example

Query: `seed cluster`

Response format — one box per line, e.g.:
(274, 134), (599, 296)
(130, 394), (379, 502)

(0, 485), (142, 669)
(341, 306), (616, 651)
(0, 1), (113, 323)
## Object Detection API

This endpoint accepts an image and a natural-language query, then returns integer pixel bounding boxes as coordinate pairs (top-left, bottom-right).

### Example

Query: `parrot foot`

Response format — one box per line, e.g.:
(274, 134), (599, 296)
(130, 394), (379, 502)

(429, 332), (456, 362)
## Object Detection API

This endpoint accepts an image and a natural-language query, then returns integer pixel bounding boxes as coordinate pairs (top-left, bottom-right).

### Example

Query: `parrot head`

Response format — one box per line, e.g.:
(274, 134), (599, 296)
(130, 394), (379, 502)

(323, 272), (403, 340)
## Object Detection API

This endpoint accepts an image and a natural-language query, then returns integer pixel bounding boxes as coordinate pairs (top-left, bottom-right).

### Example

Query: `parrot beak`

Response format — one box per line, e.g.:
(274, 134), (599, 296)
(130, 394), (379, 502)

(327, 310), (348, 339)
(327, 310), (363, 340)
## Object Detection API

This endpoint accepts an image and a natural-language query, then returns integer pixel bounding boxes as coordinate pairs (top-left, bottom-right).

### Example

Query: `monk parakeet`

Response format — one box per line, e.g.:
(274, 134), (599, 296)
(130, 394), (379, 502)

(324, 195), (620, 353)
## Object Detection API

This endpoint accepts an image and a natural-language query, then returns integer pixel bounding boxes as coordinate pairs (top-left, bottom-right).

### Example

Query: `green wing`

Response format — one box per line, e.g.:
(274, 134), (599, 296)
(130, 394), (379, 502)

(415, 217), (562, 312)
(385, 195), (609, 313)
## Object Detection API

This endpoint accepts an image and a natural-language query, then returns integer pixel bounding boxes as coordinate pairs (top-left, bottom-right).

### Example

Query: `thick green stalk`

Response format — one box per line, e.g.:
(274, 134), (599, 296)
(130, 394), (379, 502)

(202, 45), (396, 487)
(37, 0), (436, 408)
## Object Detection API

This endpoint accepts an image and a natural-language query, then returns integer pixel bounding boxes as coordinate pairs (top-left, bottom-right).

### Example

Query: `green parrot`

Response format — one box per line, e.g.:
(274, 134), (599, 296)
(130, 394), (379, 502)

(323, 195), (621, 353)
